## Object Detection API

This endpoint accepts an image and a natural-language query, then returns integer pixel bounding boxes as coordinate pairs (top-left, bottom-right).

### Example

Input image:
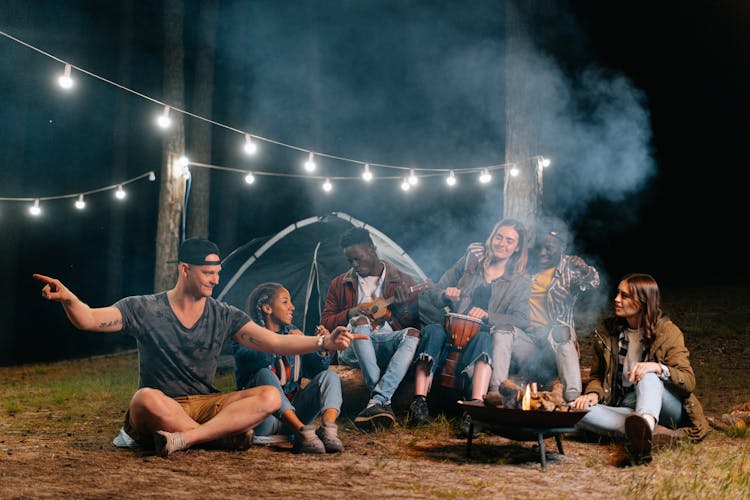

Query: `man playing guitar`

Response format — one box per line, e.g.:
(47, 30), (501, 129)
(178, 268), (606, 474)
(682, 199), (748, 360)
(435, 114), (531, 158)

(322, 227), (422, 429)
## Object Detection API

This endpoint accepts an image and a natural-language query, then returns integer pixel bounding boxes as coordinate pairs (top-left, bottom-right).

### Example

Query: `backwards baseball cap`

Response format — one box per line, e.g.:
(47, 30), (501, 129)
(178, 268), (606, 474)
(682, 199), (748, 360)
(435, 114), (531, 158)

(175, 237), (221, 265)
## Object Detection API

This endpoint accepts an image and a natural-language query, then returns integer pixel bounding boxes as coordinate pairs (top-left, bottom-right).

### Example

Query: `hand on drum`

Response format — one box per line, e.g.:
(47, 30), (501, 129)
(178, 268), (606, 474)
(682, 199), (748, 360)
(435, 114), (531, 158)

(466, 307), (488, 321)
(444, 287), (461, 301)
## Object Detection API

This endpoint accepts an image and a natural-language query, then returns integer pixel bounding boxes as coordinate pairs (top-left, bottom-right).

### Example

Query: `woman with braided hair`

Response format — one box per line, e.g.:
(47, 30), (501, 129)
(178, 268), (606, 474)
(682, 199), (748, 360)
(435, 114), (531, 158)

(232, 282), (345, 453)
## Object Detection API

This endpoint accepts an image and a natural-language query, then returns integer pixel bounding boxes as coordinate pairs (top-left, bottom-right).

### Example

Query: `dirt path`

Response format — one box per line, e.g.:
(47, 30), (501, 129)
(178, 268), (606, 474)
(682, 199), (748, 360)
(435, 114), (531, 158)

(1, 411), (748, 498)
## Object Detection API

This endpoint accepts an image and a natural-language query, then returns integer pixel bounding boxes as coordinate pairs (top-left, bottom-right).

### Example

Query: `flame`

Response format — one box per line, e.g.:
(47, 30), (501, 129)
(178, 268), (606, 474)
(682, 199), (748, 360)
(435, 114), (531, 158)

(522, 384), (531, 411)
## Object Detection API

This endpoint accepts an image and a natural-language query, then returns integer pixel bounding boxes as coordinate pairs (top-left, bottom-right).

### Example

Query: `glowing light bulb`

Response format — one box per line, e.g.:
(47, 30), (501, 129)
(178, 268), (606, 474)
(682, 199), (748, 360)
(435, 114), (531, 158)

(408, 169), (418, 186)
(446, 170), (457, 186)
(304, 152), (316, 172)
(58, 64), (73, 89)
(362, 164), (373, 182)
(148, 171), (156, 181)
(244, 172), (255, 184)
(509, 165), (519, 177)
(540, 157), (551, 168)
(479, 169), (492, 183)
(243, 134), (258, 155)
(401, 178), (411, 191)
(29, 199), (42, 216)
(115, 185), (126, 200)
(322, 178), (333, 192)
(74, 194), (86, 210)
(156, 106), (172, 129)
(176, 156), (190, 178)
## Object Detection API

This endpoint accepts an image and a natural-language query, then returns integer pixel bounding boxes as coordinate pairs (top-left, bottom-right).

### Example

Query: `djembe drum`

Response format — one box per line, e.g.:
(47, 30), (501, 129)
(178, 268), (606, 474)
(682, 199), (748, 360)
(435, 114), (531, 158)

(439, 313), (484, 388)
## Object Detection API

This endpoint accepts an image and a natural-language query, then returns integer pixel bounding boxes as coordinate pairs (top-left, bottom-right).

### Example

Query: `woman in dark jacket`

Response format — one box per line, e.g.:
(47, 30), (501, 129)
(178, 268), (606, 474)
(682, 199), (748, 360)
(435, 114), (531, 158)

(572, 273), (710, 463)
(233, 282), (344, 454)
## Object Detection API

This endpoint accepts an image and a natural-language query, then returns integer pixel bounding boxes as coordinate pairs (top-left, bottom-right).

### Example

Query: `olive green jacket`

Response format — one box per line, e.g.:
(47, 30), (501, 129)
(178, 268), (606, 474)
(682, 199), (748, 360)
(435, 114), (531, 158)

(584, 316), (710, 441)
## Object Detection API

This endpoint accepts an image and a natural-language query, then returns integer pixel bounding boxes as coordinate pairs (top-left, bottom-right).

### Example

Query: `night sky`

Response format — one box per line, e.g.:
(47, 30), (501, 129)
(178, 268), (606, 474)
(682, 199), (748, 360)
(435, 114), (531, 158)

(1, 1), (747, 364)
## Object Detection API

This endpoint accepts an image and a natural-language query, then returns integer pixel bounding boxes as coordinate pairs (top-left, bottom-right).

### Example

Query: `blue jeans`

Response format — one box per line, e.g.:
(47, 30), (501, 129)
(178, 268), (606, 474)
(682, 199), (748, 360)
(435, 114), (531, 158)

(416, 323), (492, 399)
(338, 323), (418, 406)
(249, 368), (342, 436)
(575, 372), (686, 437)
(493, 325), (582, 401)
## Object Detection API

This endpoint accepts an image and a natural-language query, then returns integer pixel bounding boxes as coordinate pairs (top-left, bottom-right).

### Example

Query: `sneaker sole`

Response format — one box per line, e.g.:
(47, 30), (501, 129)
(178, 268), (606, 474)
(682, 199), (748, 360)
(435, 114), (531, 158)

(355, 413), (396, 430)
(252, 434), (292, 445)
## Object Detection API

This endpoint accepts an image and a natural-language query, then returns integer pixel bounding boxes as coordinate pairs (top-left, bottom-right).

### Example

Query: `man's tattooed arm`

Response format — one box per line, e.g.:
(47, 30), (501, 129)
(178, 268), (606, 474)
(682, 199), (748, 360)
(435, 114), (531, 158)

(237, 330), (259, 346)
(98, 319), (122, 329)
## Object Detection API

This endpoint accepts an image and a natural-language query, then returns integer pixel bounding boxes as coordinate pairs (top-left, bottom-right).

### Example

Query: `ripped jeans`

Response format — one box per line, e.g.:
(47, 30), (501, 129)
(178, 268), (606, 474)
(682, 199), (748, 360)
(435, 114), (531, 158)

(415, 322), (492, 399)
(575, 372), (686, 437)
(490, 324), (582, 402)
(338, 322), (418, 406)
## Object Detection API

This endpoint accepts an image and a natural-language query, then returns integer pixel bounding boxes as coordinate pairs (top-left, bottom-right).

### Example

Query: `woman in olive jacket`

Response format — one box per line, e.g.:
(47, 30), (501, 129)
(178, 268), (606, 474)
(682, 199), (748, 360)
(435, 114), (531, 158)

(572, 273), (709, 461)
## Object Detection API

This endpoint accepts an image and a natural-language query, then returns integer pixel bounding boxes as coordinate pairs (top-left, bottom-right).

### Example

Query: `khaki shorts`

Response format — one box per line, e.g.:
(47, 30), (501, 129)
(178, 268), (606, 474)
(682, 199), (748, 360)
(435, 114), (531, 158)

(123, 392), (233, 448)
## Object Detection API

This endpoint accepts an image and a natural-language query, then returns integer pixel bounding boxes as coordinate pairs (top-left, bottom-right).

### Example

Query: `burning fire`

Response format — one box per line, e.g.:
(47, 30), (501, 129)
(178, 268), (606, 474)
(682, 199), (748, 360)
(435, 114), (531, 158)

(522, 384), (531, 411)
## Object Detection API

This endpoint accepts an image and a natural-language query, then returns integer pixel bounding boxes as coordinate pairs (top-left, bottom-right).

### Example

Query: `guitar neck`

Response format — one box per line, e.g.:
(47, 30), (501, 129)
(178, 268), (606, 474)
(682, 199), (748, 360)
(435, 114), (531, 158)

(379, 281), (431, 307)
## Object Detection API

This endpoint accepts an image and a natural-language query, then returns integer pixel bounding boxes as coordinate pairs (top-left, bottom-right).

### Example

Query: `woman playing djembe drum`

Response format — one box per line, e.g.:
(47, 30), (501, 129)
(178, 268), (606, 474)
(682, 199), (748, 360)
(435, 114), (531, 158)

(406, 219), (531, 433)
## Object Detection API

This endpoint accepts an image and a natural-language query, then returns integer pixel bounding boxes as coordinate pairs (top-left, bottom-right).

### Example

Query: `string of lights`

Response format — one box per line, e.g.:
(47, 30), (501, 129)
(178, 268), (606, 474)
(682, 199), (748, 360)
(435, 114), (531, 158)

(0, 30), (552, 180)
(0, 171), (156, 216)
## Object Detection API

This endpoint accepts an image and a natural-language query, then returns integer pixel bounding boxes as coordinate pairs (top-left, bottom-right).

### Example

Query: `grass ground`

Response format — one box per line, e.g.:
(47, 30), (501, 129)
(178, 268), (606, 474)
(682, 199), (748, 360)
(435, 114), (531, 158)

(1, 286), (749, 498)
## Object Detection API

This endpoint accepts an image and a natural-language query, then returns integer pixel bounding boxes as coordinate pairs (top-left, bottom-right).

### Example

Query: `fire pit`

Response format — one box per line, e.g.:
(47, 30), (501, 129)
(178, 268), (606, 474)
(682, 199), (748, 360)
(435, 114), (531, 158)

(457, 400), (588, 471)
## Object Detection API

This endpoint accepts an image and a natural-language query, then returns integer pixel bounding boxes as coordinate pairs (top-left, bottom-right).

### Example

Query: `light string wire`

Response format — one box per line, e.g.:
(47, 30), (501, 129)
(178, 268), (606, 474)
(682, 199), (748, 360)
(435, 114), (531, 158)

(188, 161), (511, 180)
(0, 29), (548, 180)
(0, 171), (156, 202)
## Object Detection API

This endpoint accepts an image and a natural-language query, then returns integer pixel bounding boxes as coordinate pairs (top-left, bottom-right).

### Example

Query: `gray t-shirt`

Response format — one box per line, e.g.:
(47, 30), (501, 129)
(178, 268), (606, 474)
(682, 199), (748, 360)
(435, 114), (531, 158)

(114, 293), (251, 398)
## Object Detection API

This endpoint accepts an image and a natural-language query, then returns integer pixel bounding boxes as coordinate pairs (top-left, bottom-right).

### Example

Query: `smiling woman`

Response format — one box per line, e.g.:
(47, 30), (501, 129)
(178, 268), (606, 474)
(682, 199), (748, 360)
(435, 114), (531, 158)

(411, 218), (531, 429)
(231, 282), (345, 454)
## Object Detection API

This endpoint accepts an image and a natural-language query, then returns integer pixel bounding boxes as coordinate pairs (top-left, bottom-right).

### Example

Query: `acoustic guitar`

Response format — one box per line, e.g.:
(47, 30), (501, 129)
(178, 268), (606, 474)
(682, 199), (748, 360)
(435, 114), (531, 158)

(359, 281), (432, 322)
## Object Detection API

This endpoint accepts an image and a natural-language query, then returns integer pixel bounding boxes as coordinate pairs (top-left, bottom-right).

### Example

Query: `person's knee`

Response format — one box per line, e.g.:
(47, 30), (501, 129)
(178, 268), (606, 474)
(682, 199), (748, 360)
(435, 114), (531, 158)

(551, 325), (571, 343)
(352, 316), (370, 327)
(316, 369), (340, 387)
(406, 327), (420, 338)
(257, 385), (283, 413)
(637, 372), (661, 386)
(130, 387), (167, 411)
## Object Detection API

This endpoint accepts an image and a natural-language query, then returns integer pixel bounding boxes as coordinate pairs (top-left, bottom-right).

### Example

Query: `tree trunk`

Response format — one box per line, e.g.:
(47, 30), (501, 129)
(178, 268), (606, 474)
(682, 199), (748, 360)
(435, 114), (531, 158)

(154, 0), (186, 292)
(504, 0), (544, 233)
(186, 0), (219, 239)
(106, 0), (133, 302)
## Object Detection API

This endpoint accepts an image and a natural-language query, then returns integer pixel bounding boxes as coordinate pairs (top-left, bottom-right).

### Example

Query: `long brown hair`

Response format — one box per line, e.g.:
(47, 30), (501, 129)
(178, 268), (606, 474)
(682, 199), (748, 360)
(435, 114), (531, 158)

(484, 218), (529, 276)
(622, 273), (662, 345)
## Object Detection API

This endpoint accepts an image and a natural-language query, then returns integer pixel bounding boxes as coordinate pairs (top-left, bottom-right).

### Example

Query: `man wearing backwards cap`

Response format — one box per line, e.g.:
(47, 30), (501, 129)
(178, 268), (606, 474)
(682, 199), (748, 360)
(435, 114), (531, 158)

(34, 237), (355, 457)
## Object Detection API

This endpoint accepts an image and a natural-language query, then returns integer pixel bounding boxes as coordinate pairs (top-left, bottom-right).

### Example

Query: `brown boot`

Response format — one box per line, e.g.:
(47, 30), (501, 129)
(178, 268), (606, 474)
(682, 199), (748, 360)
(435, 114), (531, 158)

(625, 414), (653, 463)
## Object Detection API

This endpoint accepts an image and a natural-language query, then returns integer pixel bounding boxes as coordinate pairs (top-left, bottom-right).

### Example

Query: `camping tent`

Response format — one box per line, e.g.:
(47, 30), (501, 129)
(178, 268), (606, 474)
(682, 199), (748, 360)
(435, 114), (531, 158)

(216, 212), (429, 335)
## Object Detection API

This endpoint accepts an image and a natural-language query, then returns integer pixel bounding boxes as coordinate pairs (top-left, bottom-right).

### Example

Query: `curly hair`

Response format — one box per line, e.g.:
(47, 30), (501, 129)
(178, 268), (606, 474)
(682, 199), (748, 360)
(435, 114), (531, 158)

(245, 282), (285, 327)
